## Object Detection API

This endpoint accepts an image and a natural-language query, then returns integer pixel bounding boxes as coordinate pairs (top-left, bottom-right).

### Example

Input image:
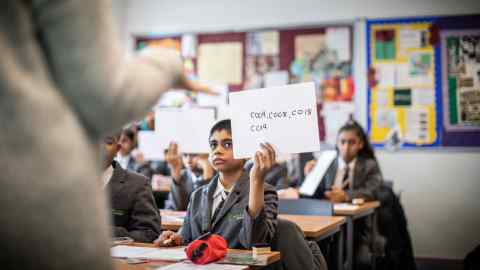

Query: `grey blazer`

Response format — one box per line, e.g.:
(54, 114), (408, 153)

(108, 162), (162, 243)
(1, 1), (182, 269)
(310, 156), (383, 201)
(125, 156), (154, 180)
(164, 170), (212, 211)
(180, 171), (278, 249)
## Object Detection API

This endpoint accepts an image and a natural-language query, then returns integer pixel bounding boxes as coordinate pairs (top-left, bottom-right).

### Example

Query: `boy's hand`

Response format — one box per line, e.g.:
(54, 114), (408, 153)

(324, 186), (348, 203)
(154, 231), (182, 247)
(249, 143), (276, 185)
(165, 142), (182, 182)
(196, 154), (215, 180)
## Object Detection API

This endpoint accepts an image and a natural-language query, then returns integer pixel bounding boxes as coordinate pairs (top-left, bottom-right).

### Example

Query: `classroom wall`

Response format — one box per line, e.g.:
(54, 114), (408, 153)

(113, 0), (480, 259)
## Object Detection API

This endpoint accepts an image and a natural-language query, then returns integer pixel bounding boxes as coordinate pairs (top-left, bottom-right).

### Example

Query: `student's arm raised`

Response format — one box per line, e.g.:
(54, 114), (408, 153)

(248, 143), (276, 217)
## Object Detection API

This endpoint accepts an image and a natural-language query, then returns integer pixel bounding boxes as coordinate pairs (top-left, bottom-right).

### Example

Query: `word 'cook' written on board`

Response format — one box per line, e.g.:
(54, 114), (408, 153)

(229, 82), (320, 158)
(249, 108), (314, 131)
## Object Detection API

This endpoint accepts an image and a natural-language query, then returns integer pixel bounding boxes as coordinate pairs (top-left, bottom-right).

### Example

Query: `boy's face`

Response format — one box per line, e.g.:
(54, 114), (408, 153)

(119, 134), (134, 155)
(208, 129), (244, 173)
(182, 153), (199, 171)
(102, 136), (120, 168)
(337, 130), (363, 164)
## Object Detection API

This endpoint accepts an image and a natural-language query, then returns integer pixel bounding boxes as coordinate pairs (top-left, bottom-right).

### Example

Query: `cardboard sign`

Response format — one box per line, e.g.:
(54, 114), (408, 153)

(229, 82), (320, 158)
(154, 107), (215, 154)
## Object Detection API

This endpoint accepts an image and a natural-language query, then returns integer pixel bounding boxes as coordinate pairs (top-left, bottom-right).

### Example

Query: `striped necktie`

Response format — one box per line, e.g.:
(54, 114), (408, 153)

(212, 191), (229, 221)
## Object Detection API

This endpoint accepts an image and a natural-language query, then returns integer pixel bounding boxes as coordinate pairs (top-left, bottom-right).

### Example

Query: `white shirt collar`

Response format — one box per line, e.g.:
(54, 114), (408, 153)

(213, 178), (235, 199)
(188, 170), (202, 184)
(115, 153), (130, 169)
(102, 165), (114, 189)
(338, 157), (356, 171)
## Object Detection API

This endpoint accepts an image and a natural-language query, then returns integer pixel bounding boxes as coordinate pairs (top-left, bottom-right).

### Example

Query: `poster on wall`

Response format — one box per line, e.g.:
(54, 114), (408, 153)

(245, 31), (282, 89)
(441, 30), (480, 132)
(367, 19), (439, 147)
(290, 28), (354, 104)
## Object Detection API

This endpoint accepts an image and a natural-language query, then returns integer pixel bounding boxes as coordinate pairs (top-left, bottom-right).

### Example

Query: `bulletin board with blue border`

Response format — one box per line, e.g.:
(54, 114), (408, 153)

(366, 17), (442, 148)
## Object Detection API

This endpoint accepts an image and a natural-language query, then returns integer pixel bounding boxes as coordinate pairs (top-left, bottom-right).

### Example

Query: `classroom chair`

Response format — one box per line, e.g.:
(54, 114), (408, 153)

(271, 218), (328, 270)
(278, 198), (333, 216)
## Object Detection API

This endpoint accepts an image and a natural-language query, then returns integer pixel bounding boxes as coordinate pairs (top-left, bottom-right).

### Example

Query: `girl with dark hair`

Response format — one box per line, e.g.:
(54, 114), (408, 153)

(323, 119), (383, 203)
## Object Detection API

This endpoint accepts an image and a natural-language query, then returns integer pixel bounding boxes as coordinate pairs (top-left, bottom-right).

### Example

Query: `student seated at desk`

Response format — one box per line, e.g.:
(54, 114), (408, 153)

(102, 134), (161, 243)
(164, 142), (216, 210)
(280, 120), (382, 270)
(155, 119), (278, 249)
(116, 127), (153, 179)
(278, 120), (383, 202)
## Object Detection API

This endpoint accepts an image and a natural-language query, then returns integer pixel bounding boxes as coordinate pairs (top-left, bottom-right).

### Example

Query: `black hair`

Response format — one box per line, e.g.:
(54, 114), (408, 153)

(209, 119), (231, 139)
(121, 128), (136, 142)
(337, 119), (376, 160)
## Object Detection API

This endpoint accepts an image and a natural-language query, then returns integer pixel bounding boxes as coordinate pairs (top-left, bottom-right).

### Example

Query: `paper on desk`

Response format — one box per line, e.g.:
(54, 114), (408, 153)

(156, 262), (247, 270)
(111, 245), (187, 261)
(334, 203), (360, 211)
(299, 150), (337, 196)
(162, 215), (185, 223)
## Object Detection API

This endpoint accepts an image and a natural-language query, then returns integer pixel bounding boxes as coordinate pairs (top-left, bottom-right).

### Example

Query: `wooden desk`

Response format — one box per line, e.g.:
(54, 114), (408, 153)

(278, 214), (345, 240)
(333, 201), (380, 216)
(160, 210), (348, 241)
(334, 201), (381, 270)
(160, 211), (346, 270)
(114, 242), (280, 270)
(160, 210), (185, 231)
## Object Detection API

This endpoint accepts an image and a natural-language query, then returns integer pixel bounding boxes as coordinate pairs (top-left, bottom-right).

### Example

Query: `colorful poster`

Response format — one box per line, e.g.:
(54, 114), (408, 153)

(442, 30), (480, 131)
(244, 55), (280, 89)
(291, 28), (353, 103)
(368, 21), (438, 146)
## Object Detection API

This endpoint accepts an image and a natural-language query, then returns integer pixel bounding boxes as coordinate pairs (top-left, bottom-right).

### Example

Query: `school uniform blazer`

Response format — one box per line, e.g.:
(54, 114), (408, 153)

(126, 156), (153, 180)
(164, 170), (212, 211)
(107, 162), (162, 243)
(180, 171), (278, 249)
(313, 156), (383, 201)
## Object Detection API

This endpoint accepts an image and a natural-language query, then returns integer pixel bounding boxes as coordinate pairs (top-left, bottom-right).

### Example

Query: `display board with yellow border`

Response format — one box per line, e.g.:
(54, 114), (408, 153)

(367, 17), (441, 147)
